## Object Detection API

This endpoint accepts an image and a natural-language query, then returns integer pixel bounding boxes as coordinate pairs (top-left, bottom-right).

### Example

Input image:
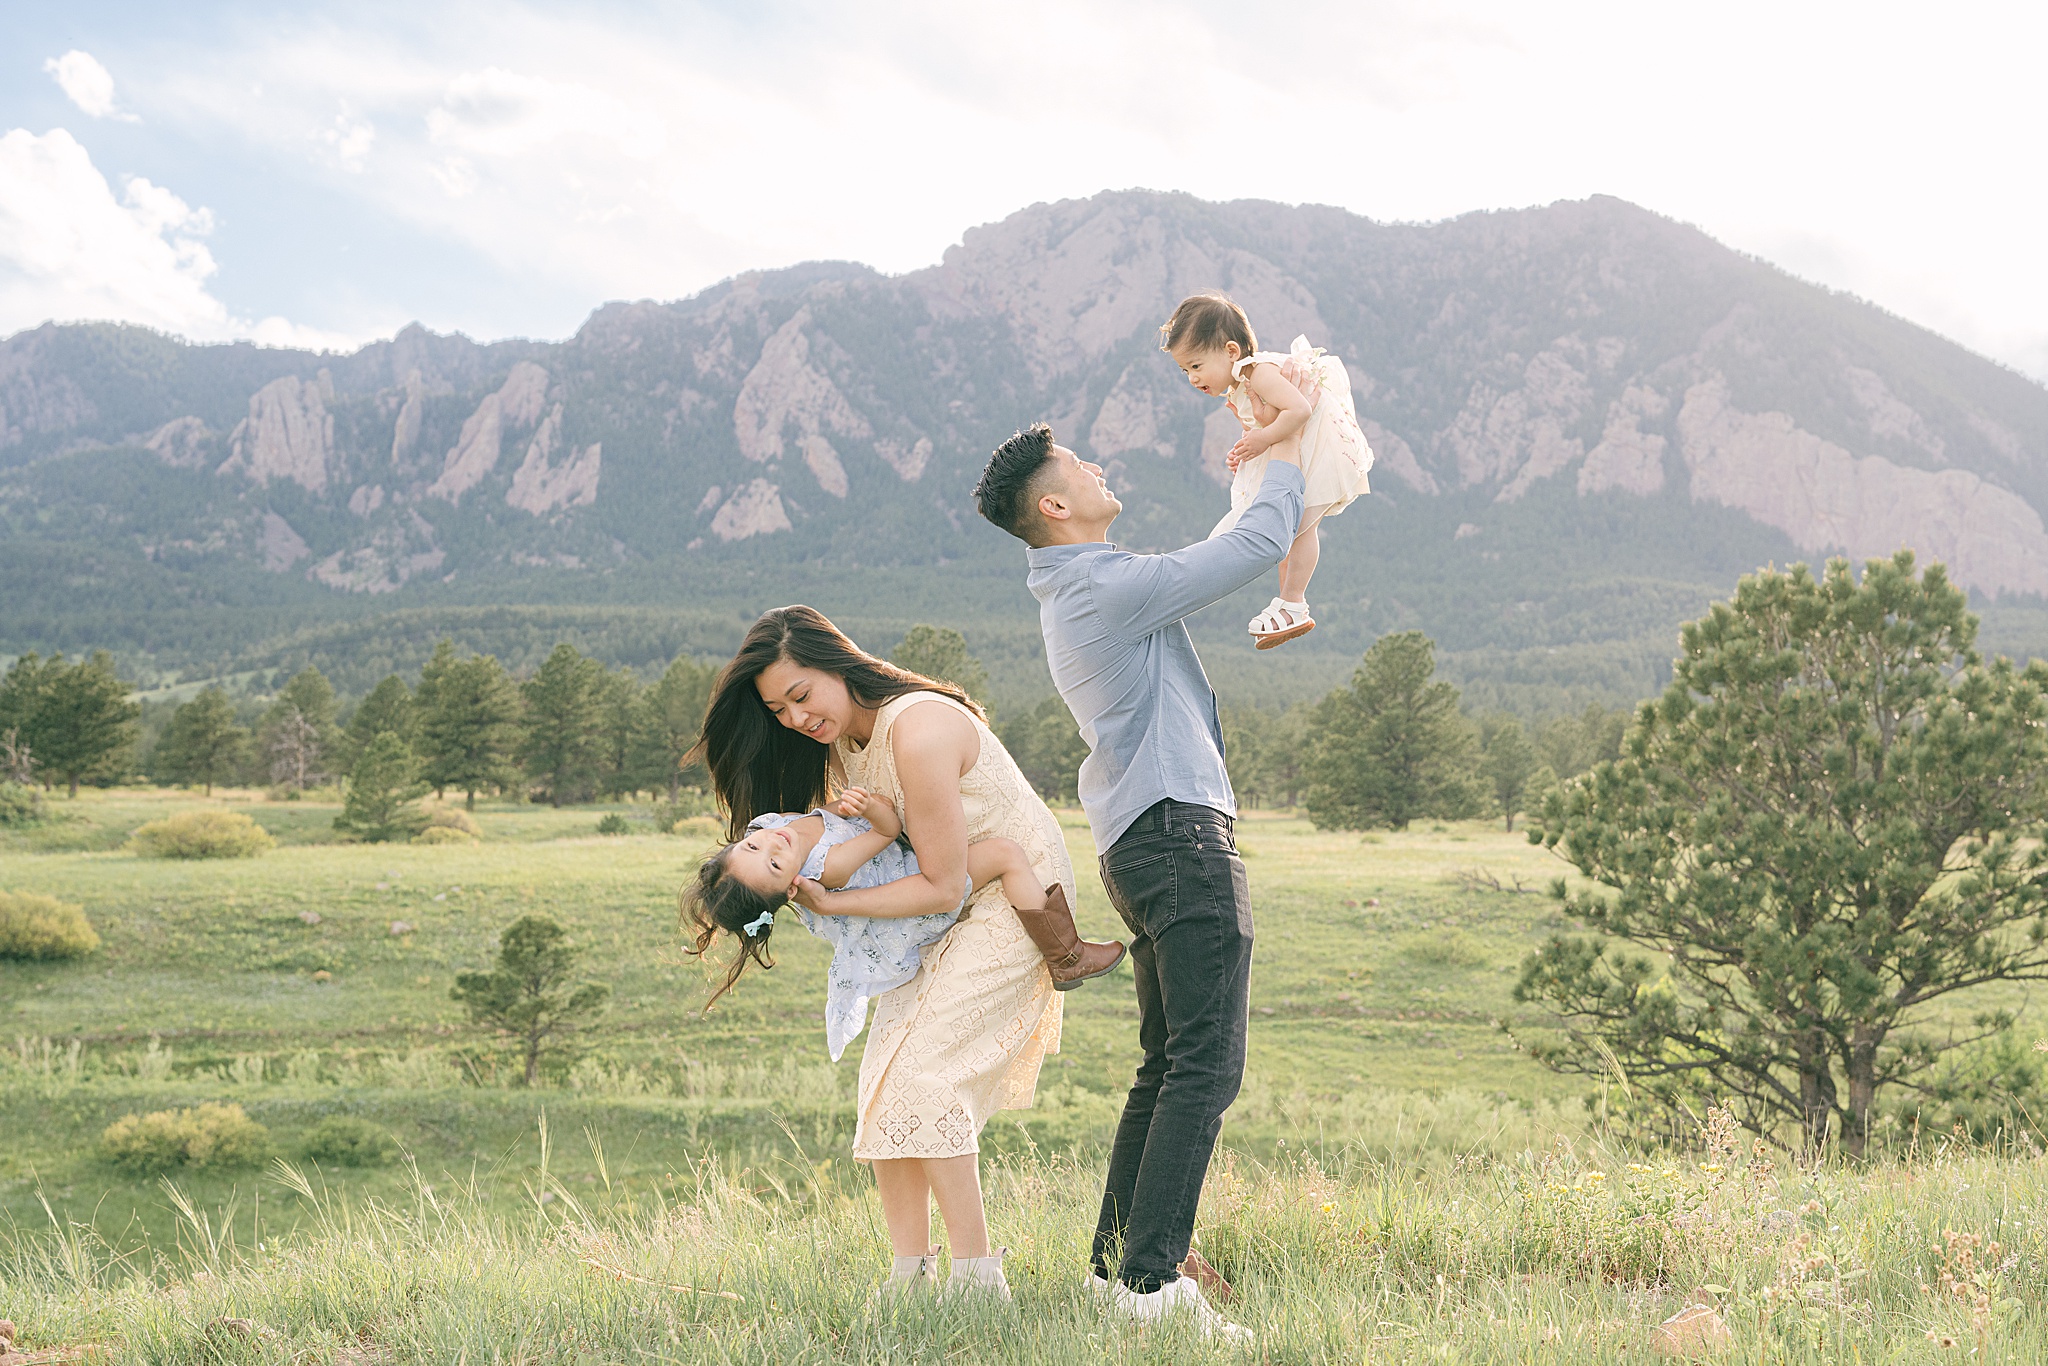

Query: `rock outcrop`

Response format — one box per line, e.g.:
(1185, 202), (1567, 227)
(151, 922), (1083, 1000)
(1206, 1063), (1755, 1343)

(218, 374), (337, 493)
(732, 310), (865, 498)
(506, 405), (601, 515)
(1678, 376), (2048, 597)
(709, 478), (792, 541)
(428, 361), (549, 504)
(144, 416), (212, 470)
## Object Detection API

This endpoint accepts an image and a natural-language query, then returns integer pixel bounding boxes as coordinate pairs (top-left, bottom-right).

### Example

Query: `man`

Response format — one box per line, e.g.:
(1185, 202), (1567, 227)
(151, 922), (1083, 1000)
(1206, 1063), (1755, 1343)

(972, 423), (1303, 1340)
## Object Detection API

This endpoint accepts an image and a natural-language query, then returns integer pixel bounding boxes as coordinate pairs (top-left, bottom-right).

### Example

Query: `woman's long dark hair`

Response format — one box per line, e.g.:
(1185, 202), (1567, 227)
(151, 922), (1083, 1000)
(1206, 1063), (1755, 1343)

(694, 605), (983, 842)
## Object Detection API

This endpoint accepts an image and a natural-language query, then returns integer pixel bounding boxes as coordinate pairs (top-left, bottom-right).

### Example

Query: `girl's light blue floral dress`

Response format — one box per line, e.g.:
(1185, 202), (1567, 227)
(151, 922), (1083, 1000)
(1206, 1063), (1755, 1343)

(748, 809), (970, 1061)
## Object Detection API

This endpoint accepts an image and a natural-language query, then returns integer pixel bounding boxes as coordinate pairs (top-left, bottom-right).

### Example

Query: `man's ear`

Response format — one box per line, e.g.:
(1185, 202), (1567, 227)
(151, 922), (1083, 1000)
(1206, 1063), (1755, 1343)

(1037, 487), (1071, 523)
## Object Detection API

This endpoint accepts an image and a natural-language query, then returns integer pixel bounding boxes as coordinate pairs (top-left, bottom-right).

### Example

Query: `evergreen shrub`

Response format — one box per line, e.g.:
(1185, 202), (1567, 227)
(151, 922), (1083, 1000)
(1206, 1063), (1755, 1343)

(0, 890), (100, 960)
(0, 781), (45, 827)
(100, 1102), (269, 1171)
(128, 809), (275, 859)
(301, 1115), (396, 1166)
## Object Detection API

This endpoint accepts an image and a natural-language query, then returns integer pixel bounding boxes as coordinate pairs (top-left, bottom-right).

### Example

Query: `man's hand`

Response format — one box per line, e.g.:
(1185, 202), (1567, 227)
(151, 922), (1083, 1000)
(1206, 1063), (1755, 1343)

(833, 785), (902, 838)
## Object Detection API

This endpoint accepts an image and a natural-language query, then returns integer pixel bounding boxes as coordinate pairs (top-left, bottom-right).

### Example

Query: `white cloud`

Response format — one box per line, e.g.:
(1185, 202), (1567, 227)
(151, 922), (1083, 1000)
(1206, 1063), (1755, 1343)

(43, 50), (139, 122)
(319, 110), (376, 172)
(0, 128), (355, 349)
(71, 1), (2048, 374)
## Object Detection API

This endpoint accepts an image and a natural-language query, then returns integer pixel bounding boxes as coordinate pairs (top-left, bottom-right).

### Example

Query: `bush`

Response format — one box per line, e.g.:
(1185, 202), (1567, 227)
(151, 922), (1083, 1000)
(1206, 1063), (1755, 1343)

(0, 781), (46, 827)
(595, 812), (632, 835)
(128, 809), (275, 859)
(301, 1115), (397, 1166)
(100, 1102), (269, 1172)
(412, 825), (477, 846)
(0, 890), (100, 960)
(423, 806), (483, 836)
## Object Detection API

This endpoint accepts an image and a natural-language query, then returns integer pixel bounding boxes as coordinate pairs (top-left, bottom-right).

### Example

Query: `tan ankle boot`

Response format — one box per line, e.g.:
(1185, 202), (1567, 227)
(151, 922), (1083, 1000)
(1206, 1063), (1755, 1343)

(1015, 884), (1125, 991)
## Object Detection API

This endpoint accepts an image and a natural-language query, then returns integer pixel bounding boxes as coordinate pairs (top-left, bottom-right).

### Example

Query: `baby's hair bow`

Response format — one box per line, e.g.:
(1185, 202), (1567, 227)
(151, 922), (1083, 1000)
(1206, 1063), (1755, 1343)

(743, 910), (775, 938)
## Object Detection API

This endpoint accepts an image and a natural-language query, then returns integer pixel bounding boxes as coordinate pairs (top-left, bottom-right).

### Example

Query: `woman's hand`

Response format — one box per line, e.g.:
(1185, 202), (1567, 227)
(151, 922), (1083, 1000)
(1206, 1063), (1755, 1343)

(790, 876), (832, 914)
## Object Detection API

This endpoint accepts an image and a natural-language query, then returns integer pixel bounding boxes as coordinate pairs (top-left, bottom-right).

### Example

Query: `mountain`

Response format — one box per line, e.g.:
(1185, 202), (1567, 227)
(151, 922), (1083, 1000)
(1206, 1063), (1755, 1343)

(4, 191), (2047, 714)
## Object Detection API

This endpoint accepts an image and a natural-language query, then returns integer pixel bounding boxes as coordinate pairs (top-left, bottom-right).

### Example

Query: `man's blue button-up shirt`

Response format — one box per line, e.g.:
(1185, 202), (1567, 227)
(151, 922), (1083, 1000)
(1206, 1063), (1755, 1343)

(1025, 464), (1307, 853)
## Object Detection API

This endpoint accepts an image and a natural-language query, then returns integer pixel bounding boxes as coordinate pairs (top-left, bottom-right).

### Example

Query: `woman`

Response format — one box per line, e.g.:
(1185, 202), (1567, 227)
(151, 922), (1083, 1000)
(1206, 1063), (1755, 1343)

(699, 606), (1097, 1299)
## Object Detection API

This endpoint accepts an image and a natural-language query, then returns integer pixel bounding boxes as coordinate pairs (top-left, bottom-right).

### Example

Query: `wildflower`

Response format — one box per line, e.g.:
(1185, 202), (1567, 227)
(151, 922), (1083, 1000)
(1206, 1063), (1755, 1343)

(1586, 1171), (1606, 1182)
(1700, 1164), (1722, 1174)
(1321, 1202), (1334, 1213)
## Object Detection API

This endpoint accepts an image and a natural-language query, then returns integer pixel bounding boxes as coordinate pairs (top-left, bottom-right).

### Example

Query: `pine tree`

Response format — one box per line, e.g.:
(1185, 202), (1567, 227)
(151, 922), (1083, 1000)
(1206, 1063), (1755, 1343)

(341, 674), (415, 769)
(998, 696), (1089, 803)
(32, 652), (140, 798)
(641, 655), (716, 800)
(452, 915), (610, 1086)
(416, 649), (522, 810)
(413, 640), (458, 797)
(157, 687), (250, 796)
(1477, 714), (1544, 832)
(260, 667), (341, 790)
(1519, 554), (2048, 1156)
(1305, 631), (1480, 830)
(518, 644), (606, 806)
(0, 655), (56, 761)
(334, 731), (429, 842)
(593, 667), (647, 799)
(892, 625), (989, 706)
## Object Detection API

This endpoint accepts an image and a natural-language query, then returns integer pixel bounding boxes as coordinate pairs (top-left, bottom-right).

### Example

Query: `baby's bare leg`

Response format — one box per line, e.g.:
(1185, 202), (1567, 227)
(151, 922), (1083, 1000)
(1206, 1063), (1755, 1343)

(1277, 504), (1332, 602)
(966, 837), (1045, 911)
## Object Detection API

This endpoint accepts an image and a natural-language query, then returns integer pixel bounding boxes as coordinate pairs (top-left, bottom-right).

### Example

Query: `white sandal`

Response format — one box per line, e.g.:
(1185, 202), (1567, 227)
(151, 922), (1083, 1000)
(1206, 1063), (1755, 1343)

(1249, 597), (1315, 649)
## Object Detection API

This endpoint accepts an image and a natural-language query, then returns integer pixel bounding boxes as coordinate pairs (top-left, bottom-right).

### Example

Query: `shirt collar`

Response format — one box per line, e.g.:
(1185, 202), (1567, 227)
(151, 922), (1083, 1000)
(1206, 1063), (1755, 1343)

(1025, 540), (1114, 570)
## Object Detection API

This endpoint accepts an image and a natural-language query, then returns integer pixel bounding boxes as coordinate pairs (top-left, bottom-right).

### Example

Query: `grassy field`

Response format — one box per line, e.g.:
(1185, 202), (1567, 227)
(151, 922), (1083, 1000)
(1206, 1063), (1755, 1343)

(4, 789), (2047, 1362)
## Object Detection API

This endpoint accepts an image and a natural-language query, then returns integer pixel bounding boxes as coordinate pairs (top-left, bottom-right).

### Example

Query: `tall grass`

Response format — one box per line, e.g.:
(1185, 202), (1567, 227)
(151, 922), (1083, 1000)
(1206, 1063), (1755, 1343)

(5, 1117), (2047, 1363)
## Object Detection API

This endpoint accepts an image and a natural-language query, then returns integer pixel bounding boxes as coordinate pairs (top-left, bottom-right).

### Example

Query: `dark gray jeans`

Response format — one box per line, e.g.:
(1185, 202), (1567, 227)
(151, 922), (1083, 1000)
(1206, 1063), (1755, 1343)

(1090, 799), (1253, 1294)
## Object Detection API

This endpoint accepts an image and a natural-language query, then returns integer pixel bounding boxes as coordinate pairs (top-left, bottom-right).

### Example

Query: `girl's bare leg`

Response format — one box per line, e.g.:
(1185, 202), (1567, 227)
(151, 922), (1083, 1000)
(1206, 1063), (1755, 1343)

(872, 1158), (934, 1257)
(966, 837), (1044, 911)
(923, 1154), (992, 1258)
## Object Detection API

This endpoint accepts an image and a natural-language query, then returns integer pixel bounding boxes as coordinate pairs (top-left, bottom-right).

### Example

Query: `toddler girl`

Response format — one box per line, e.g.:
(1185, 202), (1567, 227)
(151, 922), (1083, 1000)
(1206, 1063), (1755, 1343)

(1161, 291), (1373, 648)
(683, 785), (1122, 1058)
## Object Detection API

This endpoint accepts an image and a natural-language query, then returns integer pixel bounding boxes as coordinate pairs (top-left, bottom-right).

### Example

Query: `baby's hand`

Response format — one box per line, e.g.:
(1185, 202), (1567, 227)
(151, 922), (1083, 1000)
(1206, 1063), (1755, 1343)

(1226, 427), (1272, 470)
(836, 785), (902, 837)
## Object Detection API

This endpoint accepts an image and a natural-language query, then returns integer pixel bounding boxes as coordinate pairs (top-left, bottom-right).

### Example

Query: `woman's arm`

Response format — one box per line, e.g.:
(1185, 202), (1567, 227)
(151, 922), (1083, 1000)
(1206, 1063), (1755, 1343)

(791, 701), (976, 920)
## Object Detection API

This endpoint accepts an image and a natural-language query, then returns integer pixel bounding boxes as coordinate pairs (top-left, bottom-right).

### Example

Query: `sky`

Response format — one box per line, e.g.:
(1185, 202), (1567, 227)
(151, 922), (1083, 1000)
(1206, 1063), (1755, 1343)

(1, 0), (2043, 379)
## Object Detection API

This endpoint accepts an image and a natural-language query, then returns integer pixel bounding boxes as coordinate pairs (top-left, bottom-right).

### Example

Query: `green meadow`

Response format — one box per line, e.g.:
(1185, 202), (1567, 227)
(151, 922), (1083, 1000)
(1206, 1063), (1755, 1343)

(4, 791), (2047, 1362)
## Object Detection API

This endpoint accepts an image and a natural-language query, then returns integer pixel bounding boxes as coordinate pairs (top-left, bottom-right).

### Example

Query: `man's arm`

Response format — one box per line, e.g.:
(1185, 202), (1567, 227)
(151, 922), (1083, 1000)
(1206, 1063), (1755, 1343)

(1095, 463), (1306, 641)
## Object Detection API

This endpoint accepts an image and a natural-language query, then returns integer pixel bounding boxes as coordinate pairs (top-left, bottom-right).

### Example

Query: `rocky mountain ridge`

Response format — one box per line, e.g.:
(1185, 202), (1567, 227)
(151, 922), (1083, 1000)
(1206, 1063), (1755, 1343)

(4, 191), (2046, 700)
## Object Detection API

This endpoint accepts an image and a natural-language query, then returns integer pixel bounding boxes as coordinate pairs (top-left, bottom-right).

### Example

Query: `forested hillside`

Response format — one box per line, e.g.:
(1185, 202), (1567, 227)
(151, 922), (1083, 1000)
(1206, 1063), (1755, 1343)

(5, 190), (2047, 715)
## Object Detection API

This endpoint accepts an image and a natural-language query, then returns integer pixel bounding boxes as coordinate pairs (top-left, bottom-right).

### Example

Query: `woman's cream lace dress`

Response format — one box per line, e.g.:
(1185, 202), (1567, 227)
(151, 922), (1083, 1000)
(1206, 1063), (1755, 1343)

(835, 691), (1069, 1159)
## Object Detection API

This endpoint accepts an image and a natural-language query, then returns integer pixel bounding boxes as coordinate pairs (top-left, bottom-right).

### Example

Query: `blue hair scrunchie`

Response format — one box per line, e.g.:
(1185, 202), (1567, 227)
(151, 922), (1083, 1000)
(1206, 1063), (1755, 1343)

(742, 909), (775, 938)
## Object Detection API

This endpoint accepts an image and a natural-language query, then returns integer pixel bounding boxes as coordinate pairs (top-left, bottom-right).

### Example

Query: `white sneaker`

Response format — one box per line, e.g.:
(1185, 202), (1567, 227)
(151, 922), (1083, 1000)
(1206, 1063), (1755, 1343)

(1113, 1275), (1254, 1342)
(1087, 1270), (1116, 1304)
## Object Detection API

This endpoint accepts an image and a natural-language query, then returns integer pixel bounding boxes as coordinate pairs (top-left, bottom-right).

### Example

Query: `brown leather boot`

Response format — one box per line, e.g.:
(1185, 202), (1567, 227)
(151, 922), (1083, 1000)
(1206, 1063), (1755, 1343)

(1015, 884), (1126, 990)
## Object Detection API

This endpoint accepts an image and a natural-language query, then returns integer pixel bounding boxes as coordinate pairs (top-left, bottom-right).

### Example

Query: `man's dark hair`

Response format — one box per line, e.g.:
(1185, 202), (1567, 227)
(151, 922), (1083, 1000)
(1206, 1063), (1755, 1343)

(973, 423), (1058, 546)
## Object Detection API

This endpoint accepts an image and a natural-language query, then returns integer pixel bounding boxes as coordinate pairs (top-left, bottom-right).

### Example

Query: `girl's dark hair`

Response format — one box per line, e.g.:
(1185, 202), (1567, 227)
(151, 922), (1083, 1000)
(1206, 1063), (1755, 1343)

(1160, 292), (1257, 362)
(694, 604), (983, 842)
(680, 843), (787, 1008)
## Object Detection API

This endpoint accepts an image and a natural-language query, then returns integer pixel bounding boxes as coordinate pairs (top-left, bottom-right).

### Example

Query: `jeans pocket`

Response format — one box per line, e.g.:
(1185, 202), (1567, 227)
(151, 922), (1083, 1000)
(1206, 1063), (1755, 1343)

(1100, 839), (1178, 938)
